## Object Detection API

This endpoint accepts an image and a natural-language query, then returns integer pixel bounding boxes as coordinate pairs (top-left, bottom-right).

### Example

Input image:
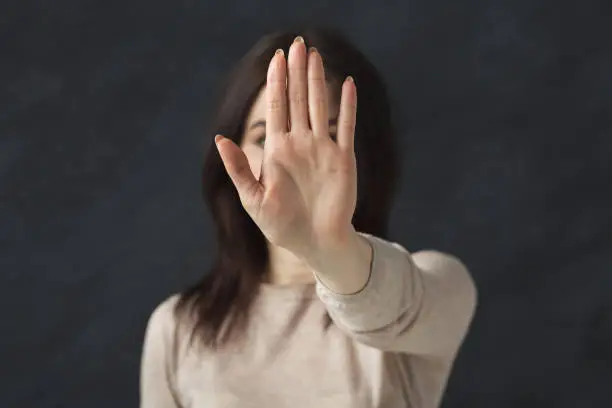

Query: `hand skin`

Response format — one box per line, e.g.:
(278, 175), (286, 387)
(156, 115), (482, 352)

(215, 36), (371, 295)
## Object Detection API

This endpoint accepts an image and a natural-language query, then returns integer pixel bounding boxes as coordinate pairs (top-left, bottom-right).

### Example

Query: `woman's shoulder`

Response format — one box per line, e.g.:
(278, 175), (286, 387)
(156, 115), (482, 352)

(144, 293), (181, 339)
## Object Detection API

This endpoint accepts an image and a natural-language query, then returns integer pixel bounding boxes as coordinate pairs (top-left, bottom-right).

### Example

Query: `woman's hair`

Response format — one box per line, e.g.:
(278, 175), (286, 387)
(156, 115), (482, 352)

(176, 26), (400, 350)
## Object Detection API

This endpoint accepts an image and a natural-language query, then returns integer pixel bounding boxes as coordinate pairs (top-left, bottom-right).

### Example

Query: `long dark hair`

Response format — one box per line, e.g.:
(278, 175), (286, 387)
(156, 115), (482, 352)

(176, 26), (400, 350)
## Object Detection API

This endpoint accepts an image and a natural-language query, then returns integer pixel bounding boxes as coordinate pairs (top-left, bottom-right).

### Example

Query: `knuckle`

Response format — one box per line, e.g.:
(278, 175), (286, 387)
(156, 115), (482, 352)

(268, 99), (283, 111)
(308, 76), (326, 87)
(289, 66), (307, 75)
(314, 97), (326, 111)
(342, 117), (355, 129)
(290, 94), (307, 106)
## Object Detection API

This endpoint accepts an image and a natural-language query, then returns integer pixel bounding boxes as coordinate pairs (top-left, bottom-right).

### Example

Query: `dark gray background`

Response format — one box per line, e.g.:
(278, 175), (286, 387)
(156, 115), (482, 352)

(1, 0), (611, 407)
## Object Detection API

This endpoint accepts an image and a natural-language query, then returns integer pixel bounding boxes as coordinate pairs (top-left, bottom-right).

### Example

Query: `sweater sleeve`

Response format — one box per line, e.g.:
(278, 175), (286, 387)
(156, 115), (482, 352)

(140, 295), (182, 408)
(315, 232), (477, 358)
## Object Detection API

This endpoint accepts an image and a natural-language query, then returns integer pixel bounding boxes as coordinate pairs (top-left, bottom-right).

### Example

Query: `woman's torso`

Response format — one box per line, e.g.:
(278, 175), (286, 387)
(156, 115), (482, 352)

(171, 285), (423, 408)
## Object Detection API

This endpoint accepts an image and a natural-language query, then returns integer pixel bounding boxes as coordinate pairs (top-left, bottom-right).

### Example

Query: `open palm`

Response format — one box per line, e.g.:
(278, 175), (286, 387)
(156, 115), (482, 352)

(215, 37), (358, 257)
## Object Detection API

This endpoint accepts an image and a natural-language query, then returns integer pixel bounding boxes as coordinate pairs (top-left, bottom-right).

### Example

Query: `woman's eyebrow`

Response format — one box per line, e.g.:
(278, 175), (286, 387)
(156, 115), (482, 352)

(248, 120), (266, 130)
(248, 117), (338, 130)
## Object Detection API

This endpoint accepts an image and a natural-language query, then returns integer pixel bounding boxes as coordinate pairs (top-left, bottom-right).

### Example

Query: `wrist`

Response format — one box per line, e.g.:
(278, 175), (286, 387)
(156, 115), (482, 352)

(301, 228), (373, 295)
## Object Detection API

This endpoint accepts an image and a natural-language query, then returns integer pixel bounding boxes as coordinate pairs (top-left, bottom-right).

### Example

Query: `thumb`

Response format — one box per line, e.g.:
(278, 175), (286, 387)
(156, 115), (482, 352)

(215, 135), (263, 210)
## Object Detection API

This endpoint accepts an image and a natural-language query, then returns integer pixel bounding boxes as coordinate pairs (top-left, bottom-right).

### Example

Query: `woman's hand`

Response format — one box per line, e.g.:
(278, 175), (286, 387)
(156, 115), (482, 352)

(215, 36), (358, 259)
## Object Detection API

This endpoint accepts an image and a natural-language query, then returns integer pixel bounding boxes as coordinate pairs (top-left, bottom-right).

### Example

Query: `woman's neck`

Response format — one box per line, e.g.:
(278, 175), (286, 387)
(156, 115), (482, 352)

(265, 243), (316, 285)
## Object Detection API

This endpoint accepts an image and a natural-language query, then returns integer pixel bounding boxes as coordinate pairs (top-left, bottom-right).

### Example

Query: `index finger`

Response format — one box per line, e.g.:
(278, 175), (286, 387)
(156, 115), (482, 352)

(266, 49), (288, 136)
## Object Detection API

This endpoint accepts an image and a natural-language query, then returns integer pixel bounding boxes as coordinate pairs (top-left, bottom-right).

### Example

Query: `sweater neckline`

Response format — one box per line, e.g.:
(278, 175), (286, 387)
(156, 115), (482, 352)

(258, 281), (318, 299)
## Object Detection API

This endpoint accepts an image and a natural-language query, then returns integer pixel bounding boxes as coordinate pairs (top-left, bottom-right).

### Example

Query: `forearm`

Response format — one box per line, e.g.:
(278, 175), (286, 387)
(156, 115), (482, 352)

(305, 231), (477, 357)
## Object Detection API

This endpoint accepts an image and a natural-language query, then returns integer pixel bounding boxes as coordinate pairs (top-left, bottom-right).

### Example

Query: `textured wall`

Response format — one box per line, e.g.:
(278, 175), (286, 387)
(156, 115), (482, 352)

(1, 0), (611, 407)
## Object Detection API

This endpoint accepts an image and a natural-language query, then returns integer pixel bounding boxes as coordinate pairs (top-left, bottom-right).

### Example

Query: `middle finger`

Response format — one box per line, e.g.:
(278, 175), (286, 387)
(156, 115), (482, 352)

(287, 36), (309, 130)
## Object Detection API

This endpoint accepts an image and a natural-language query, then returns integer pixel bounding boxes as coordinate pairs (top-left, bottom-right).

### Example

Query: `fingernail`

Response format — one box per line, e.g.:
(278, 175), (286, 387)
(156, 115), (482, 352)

(215, 134), (223, 144)
(345, 76), (354, 83)
(293, 35), (304, 44)
(308, 46), (318, 54)
(275, 48), (284, 56)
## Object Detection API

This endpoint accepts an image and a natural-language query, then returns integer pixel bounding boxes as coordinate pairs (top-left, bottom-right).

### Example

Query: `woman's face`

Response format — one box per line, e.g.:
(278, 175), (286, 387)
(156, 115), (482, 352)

(239, 83), (340, 179)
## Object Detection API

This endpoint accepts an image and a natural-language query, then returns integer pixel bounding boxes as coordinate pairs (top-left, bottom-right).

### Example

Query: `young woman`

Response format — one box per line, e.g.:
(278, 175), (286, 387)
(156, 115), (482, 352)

(140, 27), (477, 408)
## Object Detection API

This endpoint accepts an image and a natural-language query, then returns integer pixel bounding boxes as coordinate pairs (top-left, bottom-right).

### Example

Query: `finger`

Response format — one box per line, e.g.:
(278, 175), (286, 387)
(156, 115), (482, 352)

(215, 135), (263, 209)
(336, 76), (357, 152)
(287, 36), (309, 130)
(307, 47), (329, 138)
(266, 49), (288, 136)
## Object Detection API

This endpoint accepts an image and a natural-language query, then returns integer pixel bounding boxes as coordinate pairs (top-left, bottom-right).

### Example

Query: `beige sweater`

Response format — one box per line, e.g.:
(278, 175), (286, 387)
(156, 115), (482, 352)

(140, 233), (476, 408)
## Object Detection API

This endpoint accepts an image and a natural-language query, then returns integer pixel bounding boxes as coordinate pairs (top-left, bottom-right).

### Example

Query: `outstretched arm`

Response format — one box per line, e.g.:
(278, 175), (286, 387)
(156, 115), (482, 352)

(309, 231), (477, 359)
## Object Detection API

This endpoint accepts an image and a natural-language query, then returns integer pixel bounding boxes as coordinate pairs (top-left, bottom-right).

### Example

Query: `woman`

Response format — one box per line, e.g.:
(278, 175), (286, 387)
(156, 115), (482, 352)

(140, 27), (477, 408)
